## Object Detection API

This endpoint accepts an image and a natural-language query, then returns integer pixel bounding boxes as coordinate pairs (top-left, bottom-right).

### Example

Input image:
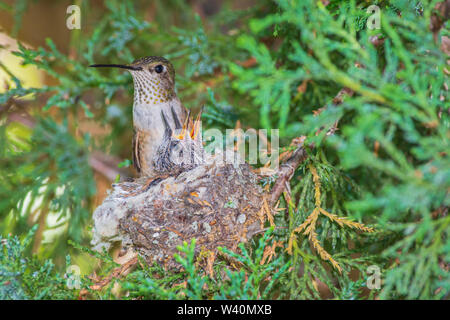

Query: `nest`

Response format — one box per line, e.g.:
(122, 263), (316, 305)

(91, 152), (267, 269)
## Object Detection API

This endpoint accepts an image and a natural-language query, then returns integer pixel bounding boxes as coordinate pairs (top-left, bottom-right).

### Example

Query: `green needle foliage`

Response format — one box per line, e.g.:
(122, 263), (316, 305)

(122, 228), (289, 300)
(0, 0), (448, 299)
(0, 225), (77, 300)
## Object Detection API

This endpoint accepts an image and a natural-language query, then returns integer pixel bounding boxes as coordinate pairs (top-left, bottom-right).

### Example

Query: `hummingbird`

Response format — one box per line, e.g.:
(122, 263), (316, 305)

(90, 56), (189, 179)
(155, 107), (205, 176)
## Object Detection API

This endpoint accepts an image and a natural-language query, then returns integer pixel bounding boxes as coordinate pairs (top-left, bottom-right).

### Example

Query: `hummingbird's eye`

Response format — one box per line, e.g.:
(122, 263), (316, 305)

(154, 65), (164, 73)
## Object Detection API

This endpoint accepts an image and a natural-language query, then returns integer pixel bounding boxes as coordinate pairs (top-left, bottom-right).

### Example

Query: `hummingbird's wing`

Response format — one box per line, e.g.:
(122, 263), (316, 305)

(132, 128), (142, 174)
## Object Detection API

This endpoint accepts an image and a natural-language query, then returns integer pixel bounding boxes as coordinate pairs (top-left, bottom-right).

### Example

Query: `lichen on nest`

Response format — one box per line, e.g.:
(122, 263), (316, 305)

(91, 151), (267, 269)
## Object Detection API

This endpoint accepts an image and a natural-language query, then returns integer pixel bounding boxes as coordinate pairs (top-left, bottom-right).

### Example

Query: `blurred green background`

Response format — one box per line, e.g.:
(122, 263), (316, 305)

(0, 0), (448, 299)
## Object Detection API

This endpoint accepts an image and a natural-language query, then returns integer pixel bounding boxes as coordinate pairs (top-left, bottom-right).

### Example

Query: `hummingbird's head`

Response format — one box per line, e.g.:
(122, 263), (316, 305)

(90, 56), (176, 105)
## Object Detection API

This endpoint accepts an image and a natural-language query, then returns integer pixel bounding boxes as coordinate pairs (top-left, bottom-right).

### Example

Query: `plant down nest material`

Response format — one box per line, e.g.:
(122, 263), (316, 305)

(91, 151), (267, 269)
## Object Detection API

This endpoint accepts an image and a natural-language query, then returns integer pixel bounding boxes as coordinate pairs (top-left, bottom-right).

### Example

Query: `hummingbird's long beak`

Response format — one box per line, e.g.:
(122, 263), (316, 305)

(89, 64), (142, 71)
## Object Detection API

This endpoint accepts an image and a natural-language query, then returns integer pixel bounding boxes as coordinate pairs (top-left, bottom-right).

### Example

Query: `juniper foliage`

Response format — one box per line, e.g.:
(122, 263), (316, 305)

(0, 0), (448, 299)
(0, 225), (77, 299)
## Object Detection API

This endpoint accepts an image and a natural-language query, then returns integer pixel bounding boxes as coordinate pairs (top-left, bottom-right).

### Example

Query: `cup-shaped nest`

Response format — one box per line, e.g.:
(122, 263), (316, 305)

(91, 150), (267, 269)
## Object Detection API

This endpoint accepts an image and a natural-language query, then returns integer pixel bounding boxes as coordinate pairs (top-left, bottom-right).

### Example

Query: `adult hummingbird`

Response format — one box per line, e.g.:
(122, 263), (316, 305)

(90, 56), (189, 178)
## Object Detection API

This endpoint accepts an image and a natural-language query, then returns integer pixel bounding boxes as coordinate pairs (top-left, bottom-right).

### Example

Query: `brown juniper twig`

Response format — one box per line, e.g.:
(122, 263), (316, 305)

(1, 102), (129, 181)
(269, 87), (355, 205)
(89, 256), (138, 291)
(270, 141), (308, 205)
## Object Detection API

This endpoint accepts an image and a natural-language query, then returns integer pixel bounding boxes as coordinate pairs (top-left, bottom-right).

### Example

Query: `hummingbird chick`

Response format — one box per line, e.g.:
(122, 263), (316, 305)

(154, 107), (205, 176)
